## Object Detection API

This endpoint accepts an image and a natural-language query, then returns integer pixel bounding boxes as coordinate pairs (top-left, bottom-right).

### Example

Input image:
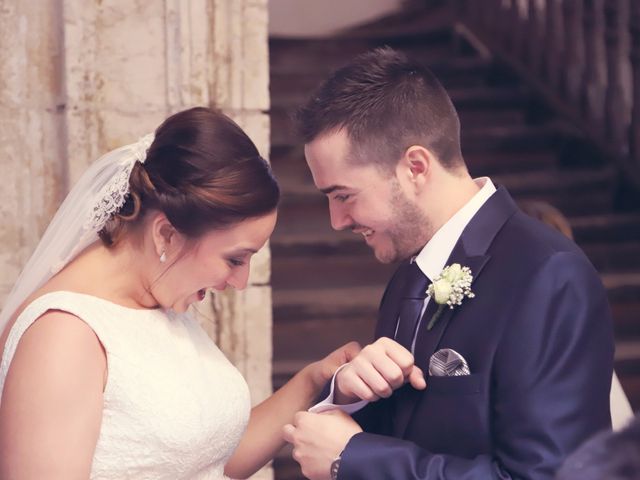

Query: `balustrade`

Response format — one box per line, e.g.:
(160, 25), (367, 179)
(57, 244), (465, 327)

(459, 0), (640, 175)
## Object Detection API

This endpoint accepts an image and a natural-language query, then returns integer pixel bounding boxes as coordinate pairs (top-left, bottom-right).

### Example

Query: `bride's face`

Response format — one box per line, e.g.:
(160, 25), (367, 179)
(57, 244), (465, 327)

(152, 211), (277, 313)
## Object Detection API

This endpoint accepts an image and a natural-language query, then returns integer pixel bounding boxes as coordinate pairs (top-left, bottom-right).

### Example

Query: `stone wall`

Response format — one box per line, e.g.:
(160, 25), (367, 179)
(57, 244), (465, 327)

(0, 1), (272, 477)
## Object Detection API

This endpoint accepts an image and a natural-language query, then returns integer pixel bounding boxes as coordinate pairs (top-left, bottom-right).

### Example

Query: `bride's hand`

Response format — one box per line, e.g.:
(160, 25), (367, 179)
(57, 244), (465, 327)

(305, 341), (362, 391)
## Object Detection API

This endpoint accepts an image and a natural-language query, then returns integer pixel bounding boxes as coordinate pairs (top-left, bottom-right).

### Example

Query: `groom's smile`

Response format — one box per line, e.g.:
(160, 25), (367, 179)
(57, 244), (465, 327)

(305, 129), (428, 264)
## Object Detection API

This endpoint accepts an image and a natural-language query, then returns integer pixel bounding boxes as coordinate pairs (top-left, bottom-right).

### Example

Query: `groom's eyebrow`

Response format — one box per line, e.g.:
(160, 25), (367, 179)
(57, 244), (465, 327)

(320, 185), (348, 195)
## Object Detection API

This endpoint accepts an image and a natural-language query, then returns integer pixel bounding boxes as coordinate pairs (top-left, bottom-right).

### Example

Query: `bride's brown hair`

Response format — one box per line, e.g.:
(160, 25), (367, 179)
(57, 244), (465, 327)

(100, 107), (279, 246)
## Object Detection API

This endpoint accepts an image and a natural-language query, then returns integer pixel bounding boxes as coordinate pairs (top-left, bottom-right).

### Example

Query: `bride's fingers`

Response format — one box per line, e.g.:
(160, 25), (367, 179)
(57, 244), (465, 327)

(342, 341), (362, 361)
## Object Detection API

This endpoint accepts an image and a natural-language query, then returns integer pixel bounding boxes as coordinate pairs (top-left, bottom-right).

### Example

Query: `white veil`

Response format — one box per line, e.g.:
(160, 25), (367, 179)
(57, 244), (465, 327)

(0, 134), (155, 333)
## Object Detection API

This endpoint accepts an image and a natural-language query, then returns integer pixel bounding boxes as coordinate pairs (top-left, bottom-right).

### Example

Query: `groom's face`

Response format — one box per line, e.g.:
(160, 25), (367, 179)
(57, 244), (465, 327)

(305, 129), (427, 264)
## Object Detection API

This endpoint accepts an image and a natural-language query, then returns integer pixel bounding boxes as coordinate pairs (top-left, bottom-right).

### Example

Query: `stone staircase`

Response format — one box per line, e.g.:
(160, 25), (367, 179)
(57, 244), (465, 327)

(267, 5), (640, 479)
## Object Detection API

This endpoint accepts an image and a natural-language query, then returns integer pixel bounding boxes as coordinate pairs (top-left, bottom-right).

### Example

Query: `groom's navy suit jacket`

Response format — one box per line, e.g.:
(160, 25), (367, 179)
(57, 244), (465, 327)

(339, 187), (614, 479)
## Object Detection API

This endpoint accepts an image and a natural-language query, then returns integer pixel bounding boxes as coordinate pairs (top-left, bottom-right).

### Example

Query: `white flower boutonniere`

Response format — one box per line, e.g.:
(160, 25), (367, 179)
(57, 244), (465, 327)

(426, 263), (475, 330)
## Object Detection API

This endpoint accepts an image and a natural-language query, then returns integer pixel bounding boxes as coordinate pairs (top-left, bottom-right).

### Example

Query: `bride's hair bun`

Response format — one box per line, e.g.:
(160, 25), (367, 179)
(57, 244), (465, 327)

(99, 107), (279, 247)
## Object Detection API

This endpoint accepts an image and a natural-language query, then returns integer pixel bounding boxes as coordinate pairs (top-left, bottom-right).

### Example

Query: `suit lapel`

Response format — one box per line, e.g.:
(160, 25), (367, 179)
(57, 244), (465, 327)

(390, 186), (518, 439)
(392, 247), (490, 438)
(375, 262), (411, 340)
(413, 250), (491, 372)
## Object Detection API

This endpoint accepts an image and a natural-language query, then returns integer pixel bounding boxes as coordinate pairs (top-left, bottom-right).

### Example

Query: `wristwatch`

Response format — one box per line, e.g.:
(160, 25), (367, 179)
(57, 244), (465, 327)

(330, 453), (342, 480)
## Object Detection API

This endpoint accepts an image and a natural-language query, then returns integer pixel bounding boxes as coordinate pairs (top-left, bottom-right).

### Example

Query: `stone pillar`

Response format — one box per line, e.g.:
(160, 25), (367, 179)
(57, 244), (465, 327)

(0, 0), (67, 301)
(1, 1), (272, 478)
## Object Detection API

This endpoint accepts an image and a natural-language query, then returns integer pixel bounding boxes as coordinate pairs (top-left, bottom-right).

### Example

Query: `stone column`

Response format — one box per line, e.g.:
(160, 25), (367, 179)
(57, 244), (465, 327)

(1, 1), (272, 477)
(0, 0), (67, 301)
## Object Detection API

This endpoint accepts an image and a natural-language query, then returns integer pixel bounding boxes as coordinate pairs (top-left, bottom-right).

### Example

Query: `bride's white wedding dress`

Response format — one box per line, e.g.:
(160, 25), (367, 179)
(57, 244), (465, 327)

(0, 291), (251, 479)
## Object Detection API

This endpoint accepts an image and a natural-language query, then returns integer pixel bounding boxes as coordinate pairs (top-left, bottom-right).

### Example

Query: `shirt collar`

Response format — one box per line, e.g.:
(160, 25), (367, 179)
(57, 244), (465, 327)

(414, 177), (496, 281)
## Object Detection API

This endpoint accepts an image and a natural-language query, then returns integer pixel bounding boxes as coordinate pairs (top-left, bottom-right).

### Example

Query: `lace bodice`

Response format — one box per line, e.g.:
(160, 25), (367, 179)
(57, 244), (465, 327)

(0, 291), (251, 479)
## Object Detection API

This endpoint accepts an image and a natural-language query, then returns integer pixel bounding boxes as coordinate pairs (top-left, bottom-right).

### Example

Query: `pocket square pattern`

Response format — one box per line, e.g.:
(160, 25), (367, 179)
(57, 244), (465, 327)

(429, 348), (470, 377)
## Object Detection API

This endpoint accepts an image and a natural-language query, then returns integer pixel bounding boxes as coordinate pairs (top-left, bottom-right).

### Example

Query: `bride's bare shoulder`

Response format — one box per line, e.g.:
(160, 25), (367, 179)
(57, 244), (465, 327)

(2, 309), (107, 391)
(0, 309), (106, 475)
(1, 290), (108, 379)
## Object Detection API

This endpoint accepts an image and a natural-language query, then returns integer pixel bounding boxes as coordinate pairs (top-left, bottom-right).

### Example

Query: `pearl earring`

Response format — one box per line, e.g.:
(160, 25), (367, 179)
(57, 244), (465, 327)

(159, 251), (167, 263)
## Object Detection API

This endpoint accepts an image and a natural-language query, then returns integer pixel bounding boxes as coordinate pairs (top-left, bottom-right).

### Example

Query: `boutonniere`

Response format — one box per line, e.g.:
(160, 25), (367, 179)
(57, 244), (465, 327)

(426, 263), (475, 330)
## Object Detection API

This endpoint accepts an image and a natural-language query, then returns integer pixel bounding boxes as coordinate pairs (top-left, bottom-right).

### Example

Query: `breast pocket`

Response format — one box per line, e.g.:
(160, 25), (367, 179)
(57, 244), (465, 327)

(406, 373), (490, 457)
(426, 373), (483, 395)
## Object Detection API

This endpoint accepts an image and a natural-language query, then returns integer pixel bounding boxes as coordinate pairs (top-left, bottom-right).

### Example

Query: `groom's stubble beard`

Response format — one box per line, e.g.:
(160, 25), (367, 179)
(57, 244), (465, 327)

(375, 182), (431, 264)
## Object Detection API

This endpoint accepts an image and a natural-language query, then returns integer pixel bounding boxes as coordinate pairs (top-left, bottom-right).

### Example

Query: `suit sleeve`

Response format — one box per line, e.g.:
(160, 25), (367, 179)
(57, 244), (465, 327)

(338, 251), (615, 480)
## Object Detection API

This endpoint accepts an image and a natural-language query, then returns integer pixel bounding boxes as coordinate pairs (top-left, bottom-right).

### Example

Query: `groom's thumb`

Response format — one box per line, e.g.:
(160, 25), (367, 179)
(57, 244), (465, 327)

(408, 365), (427, 390)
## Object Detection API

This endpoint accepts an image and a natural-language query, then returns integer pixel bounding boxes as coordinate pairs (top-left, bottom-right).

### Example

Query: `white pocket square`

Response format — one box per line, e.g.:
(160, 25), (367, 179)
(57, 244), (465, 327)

(429, 348), (470, 377)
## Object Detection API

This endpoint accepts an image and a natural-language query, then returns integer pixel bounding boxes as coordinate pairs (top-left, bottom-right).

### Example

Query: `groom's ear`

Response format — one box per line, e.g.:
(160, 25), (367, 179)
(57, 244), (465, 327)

(399, 145), (433, 187)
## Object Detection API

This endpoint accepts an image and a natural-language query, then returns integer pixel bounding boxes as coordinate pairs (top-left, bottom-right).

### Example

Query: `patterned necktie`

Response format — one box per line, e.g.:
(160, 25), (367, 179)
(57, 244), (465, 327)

(394, 262), (430, 350)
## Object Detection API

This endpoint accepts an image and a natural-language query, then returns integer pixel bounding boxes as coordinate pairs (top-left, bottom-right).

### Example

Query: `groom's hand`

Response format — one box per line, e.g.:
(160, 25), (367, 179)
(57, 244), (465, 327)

(283, 409), (362, 480)
(310, 341), (362, 389)
(334, 337), (426, 404)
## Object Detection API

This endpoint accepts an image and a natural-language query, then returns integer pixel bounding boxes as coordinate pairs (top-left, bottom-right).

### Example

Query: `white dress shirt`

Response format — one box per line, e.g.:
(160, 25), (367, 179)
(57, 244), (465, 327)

(408, 177), (496, 351)
(311, 178), (497, 413)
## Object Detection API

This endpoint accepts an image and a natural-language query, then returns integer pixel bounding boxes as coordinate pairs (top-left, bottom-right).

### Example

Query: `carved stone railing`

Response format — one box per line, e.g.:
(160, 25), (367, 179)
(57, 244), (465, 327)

(456, 0), (640, 186)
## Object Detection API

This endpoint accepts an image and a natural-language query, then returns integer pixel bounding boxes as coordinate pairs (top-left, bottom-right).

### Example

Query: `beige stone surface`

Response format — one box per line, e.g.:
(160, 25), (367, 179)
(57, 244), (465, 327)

(0, 1), (66, 301)
(2, 2), (273, 477)
(210, 0), (270, 112)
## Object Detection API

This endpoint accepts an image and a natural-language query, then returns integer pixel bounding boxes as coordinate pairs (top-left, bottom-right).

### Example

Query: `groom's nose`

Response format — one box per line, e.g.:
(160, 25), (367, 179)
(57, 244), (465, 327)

(329, 202), (352, 231)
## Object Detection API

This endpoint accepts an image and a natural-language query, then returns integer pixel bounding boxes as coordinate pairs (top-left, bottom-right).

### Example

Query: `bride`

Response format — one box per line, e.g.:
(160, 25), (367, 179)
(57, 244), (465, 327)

(0, 106), (358, 479)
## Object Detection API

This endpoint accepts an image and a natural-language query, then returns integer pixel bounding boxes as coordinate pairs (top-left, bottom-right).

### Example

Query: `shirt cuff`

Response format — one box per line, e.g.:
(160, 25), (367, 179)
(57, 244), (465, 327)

(308, 364), (369, 414)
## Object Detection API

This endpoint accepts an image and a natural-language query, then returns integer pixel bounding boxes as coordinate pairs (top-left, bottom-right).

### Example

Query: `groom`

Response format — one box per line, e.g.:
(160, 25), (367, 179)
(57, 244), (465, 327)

(282, 47), (614, 479)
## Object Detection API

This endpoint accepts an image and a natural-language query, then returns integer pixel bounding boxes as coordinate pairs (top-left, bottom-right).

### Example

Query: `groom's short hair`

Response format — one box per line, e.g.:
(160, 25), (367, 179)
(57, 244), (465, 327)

(295, 47), (463, 172)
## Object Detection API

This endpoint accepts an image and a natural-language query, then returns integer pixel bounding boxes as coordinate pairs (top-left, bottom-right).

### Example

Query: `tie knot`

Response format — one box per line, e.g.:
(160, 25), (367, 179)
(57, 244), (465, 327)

(403, 261), (430, 299)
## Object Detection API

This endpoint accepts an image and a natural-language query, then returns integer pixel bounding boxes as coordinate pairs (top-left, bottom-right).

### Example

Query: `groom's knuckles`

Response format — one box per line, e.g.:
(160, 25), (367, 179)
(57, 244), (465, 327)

(348, 377), (376, 401)
(376, 359), (404, 387)
(387, 347), (415, 372)
(369, 374), (393, 397)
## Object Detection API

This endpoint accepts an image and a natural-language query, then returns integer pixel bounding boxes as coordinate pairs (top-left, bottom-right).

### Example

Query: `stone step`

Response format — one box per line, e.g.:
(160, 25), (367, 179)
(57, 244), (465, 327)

(491, 166), (616, 197)
(270, 56), (498, 104)
(339, 2), (456, 39)
(271, 79), (529, 110)
(272, 250), (393, 289)
(571, 213), (640, 243)
(613, 301), (640, 339)
(613, 342), (640, 410)
(581, 242), (640, 273)
(602, 272), (640, 303)
(269, 31), (457, 77)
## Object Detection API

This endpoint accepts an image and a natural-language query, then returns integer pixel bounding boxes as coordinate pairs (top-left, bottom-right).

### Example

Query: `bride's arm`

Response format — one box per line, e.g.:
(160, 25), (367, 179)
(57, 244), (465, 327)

(224, 342), (360, 479)
(0, 312), (106, 479)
